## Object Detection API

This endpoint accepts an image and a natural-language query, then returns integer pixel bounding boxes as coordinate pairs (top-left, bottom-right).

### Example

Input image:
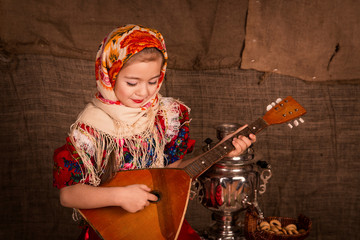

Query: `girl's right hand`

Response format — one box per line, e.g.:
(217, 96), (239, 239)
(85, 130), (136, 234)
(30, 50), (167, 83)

(117, 184), (158, 213)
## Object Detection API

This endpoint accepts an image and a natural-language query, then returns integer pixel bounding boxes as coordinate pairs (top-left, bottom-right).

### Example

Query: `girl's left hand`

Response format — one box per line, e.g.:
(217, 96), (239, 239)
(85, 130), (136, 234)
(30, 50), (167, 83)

(226, 134), (256, 157)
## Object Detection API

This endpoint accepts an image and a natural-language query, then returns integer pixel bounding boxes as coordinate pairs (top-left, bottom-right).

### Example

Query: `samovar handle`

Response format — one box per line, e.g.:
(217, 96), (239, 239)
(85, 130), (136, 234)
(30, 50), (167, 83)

(259, 167), (272, 194)
(189, 179), (203, 201)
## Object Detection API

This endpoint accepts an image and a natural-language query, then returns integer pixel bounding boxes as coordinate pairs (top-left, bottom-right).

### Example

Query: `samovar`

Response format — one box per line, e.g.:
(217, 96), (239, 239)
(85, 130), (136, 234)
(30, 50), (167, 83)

(197, 123), (272, 240)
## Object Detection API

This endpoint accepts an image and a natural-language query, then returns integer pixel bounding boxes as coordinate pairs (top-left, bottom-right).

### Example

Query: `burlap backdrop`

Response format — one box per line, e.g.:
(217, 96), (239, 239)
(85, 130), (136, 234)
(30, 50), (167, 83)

(1, 1), (360, 240)
(1, 0), (359, 80)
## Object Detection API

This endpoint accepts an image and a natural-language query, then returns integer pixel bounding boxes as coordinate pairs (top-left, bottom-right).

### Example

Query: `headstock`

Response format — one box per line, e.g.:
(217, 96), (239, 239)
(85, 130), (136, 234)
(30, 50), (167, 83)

(263, 96), (306, 127)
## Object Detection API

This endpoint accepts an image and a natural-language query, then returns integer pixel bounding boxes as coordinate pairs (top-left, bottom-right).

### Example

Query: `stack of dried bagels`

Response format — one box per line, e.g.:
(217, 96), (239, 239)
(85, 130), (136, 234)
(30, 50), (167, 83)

(258, 219), (306, 235)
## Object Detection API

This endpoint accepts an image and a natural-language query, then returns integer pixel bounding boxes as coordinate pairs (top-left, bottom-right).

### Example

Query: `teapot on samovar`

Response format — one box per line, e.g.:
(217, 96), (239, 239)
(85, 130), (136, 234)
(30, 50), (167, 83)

(195, 123), (272, 240)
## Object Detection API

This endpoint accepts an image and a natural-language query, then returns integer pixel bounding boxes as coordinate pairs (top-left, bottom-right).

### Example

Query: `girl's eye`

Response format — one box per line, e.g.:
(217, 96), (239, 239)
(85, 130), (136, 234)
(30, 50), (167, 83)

(126, 82), (137, 86)
(149, 80), (158, 85)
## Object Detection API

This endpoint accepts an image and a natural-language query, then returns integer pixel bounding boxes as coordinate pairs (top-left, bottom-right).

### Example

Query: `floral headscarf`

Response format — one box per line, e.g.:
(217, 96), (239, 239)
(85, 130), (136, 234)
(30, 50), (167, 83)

(95, 24), (168, 107)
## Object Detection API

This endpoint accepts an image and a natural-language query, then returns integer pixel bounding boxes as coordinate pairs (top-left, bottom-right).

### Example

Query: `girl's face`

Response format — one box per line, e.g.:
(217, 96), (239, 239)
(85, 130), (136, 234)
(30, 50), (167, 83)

(114, 57), (163, 108)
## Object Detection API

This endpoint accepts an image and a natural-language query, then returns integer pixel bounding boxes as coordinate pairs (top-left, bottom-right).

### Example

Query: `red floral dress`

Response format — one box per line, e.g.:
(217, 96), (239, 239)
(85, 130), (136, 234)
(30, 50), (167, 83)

(53, 103), (200, 240)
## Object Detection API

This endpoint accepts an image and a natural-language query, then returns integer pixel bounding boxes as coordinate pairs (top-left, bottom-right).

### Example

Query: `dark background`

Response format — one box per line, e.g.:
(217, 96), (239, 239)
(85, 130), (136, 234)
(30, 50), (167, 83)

(1, 0), (359, 239)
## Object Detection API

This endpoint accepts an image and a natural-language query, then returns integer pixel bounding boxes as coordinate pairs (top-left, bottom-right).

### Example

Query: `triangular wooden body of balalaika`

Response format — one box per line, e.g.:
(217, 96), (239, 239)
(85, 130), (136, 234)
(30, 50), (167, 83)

(78, 168), (192, 240)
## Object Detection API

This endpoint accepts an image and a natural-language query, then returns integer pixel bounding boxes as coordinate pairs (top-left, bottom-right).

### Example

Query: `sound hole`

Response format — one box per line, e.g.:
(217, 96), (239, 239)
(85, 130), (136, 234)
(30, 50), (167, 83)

(149, 190), (162, 203)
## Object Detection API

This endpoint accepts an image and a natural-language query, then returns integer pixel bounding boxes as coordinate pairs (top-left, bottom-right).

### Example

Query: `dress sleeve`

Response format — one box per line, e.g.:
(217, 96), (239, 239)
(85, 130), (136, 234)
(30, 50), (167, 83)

(164, 103), (195, 164)
(53, 137), (86, 189)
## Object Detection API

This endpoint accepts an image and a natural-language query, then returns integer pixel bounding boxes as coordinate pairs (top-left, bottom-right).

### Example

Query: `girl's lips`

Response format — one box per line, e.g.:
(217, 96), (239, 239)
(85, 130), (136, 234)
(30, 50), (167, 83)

(132, 99), (144, 104)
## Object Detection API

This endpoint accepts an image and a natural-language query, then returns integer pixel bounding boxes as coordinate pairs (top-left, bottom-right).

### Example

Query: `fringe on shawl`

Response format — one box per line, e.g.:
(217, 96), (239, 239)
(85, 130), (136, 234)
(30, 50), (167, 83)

(68, 98), (183, 188)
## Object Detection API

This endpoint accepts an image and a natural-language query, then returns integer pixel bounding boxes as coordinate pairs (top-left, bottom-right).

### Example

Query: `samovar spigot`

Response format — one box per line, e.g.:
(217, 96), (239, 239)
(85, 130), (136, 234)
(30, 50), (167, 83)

(242, 190), (264, 220)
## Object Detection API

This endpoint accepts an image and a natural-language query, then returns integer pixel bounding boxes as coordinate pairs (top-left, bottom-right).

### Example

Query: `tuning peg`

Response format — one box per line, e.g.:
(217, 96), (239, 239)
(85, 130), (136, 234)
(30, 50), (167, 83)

(288, 118), (305, 129)
(293, 119), (299, 126)
(266, 98), (283, 111)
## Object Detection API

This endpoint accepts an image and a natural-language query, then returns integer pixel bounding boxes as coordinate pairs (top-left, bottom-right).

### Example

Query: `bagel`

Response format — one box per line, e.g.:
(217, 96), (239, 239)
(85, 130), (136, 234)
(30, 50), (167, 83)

(260, 225), (270, 231)
(285, 224), (297, 231)
(289, 229), (299, 234)
(270, 225), (280, 233)
(270, 219), (282, 228)
(259, 221), (270, 228)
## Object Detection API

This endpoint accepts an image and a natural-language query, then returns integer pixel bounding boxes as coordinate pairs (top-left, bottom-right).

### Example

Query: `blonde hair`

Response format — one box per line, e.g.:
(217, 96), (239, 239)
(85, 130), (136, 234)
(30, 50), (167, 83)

(124, 47), (164, 67)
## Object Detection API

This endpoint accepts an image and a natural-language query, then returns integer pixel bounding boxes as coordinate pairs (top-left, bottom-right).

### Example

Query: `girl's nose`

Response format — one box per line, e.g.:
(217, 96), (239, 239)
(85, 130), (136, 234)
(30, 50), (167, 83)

(136, 85), (149, 97)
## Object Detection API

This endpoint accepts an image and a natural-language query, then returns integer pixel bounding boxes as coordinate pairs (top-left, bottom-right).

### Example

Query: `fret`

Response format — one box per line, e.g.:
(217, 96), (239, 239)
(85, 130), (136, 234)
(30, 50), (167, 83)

(184, 158), (202, 178)
(236, 127), (253, 138)
(230, 118), (268, 139)
(184, 163), (197, 177)
(210, 146), (227, 158)
(222, 139), (235, 152)
(247, 118), (268, 135)
(185, 165), (196, 177)
(192, 160), (202, 172)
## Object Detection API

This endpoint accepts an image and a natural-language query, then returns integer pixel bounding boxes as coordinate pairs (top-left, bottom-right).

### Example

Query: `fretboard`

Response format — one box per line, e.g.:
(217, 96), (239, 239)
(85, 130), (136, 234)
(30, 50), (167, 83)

(183, 118), (268, 179)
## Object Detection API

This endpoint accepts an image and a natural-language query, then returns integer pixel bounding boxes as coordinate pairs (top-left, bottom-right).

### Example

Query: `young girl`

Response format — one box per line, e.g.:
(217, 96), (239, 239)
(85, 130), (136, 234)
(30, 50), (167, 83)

(53, 24), (256, 240)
